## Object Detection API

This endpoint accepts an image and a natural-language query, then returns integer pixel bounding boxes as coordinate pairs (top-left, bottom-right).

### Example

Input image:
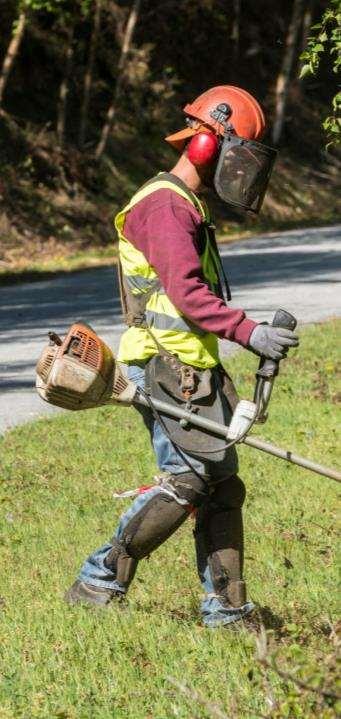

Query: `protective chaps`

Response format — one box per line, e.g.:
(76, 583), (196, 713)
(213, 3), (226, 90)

(104, 472), (247, 606)
(194, 474), (246, 607)
(104, 472), (208, 589)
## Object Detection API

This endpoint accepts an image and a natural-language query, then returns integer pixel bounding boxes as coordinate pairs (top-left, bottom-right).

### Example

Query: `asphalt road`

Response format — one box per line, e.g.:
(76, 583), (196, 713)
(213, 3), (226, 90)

(1, 224), (340, 434)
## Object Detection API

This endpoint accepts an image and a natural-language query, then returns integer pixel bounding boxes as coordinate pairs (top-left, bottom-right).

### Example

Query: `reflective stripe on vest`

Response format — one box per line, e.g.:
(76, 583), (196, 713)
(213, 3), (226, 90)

(124, 274), (162, 296)
(145, 309), (206, 336)
(115, 176), (221, 368)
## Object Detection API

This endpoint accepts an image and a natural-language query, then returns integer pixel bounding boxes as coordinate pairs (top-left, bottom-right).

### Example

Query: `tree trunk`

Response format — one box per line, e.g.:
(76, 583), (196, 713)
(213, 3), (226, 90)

(298, 0), (314, 79)
(95, 0), (141, 160)
(272, 0), (305, 146)
(56, 24), (74, 147)
(79, 0), (102, 147)
(0, 9), (27, 108)
(231, 0), (241, 63)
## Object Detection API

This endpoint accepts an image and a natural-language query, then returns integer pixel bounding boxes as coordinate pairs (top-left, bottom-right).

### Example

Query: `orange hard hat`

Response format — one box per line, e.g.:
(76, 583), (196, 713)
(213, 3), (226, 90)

(165, 85), (266, 151)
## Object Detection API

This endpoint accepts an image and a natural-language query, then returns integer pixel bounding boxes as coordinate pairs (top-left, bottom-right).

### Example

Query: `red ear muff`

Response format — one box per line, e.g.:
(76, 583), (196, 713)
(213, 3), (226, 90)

(187, 131), (219, 166)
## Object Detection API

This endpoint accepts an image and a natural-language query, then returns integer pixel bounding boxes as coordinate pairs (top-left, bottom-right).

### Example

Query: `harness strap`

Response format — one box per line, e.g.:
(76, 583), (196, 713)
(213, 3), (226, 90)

(204, 223), (231, 302)
(117, 261), (159, 328)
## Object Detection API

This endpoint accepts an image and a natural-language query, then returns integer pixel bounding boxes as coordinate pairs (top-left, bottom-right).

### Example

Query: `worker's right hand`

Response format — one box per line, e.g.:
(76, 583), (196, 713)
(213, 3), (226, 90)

(248, 323), (299, 360)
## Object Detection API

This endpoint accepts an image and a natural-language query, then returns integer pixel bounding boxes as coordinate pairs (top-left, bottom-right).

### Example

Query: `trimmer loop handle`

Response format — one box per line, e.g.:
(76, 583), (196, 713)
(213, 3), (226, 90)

(256, 308), (297, 379)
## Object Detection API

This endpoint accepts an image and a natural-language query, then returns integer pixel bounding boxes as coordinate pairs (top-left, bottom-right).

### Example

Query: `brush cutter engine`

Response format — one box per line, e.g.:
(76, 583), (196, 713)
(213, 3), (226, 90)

(36, 322), (136, 410)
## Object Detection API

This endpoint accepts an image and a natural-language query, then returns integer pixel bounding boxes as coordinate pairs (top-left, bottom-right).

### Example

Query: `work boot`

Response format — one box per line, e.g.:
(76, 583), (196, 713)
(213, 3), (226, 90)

(64, 580), (124, 607)
(201, 593), (255, 628)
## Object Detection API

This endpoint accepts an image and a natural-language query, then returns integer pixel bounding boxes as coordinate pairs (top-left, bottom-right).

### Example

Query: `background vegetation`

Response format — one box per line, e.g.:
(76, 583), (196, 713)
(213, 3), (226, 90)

(0, 0), (340, 276)
(0, 320), (340, 718)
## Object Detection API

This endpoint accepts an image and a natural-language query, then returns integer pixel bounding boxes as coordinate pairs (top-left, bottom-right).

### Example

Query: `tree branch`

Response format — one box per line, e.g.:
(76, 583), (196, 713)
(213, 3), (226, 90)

(0, 9), (27, 108)
(255, 619), (341, 703)
(95, 0), (141, 160)
(166, 675), (232, 719)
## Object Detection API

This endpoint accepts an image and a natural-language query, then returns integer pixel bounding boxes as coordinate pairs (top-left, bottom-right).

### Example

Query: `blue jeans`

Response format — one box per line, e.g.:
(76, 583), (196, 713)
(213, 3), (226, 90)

(78, 364), (254, 625)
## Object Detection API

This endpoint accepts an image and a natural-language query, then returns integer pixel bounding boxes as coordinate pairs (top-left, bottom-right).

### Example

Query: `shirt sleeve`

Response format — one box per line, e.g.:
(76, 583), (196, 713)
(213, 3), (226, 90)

(123, 189), (257, 347)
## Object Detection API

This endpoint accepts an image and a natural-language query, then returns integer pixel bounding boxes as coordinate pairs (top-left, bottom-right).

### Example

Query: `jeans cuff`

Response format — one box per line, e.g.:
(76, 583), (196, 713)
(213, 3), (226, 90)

(202, 598), (255, 628)
(78, 576), (126, 593)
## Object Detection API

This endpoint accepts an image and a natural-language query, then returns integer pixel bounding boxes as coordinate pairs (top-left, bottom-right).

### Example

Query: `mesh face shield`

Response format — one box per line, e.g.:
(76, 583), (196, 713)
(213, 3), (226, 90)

(214, 134), (277, 213)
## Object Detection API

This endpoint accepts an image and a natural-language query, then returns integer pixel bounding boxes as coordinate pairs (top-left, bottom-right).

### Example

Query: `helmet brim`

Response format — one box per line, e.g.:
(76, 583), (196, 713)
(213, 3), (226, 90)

(164, 126), (197, 152)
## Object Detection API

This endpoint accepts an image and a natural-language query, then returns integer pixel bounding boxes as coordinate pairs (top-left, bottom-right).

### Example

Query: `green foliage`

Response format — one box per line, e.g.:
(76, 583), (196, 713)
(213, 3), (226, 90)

(80, 0), (95, 19)
(0, 320), (339, 718)
(300, 0), (341, 146)
(0, 0), (340, 268)
(22, 0), (68, 11)
(323, 90), (341, 141)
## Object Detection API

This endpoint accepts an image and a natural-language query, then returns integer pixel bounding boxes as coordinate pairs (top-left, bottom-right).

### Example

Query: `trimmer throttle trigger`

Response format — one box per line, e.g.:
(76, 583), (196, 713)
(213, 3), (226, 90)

(272, 308), (297, 332)
(256, 309), (297, 379)
(254, 308), (297, 423)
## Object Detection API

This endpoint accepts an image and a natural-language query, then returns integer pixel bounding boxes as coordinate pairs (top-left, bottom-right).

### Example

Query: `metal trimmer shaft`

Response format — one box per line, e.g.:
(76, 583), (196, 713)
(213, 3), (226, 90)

(136, 392), (341, 484)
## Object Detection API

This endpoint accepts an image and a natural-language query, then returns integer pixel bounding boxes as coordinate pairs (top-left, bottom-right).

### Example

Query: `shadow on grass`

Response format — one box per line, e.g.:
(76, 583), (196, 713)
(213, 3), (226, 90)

(257, 605), (285, 632)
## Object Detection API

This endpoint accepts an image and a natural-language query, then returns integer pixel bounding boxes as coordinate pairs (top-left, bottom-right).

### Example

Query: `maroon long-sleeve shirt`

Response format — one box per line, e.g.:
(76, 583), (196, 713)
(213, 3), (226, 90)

(124, 187), (257, 347)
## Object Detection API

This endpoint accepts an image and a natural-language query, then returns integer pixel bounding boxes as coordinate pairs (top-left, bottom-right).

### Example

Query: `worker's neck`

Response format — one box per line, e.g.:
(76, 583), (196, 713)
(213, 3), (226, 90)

(169, 154), (203, 194)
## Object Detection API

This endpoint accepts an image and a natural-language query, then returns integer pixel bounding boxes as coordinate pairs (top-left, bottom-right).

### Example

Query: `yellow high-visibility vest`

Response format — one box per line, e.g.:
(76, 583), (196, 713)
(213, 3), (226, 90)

(115, 174), (225, 369)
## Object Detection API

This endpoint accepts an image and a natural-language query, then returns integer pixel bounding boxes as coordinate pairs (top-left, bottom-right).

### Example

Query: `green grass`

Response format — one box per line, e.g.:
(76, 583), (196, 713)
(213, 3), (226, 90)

(0, 321), (340, 718)
(0, 247), (118, 287)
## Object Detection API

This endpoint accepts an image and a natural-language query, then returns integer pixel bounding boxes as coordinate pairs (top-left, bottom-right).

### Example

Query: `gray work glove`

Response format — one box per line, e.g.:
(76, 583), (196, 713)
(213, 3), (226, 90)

(248, 323), (299, 360)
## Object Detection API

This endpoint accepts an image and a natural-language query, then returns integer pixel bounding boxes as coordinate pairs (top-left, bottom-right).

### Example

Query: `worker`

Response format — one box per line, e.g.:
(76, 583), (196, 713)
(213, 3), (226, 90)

(65, 86), (298, 628)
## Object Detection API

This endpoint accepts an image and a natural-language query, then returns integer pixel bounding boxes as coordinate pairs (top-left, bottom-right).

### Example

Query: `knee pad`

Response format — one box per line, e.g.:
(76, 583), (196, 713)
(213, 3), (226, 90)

(166, 471), (209, 507)
(210, 474), (246, 511)
(119, 472), (209, 560)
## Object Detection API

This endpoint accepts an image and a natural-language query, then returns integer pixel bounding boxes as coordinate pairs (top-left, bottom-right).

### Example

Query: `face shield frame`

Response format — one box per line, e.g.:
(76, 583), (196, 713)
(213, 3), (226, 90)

(213, 133), (278, 214)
